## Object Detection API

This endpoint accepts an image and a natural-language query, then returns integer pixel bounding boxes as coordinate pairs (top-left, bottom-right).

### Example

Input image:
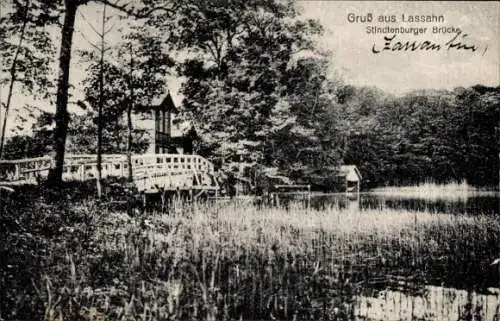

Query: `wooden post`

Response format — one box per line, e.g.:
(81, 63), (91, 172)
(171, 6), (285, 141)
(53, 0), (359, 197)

(161, 188), (167, 214)
(176, 187), (180, 210)
(307, 184), (311, 211)
(14, 164), (19, 181)
(356, 179), (361, 208)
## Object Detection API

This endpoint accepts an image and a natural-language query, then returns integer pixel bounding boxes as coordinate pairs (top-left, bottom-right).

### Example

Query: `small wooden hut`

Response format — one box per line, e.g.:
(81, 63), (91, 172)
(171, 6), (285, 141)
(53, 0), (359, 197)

(338, 165), (362, 193)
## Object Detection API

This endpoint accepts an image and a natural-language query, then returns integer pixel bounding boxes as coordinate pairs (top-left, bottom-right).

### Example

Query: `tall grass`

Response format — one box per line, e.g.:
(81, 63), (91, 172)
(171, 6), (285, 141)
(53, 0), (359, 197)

(1, 191), (499, 321)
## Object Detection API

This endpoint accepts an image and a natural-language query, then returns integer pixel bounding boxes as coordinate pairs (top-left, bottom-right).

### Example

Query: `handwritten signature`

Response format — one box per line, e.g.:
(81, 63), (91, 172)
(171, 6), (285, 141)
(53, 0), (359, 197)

(372, 30), (488, 55)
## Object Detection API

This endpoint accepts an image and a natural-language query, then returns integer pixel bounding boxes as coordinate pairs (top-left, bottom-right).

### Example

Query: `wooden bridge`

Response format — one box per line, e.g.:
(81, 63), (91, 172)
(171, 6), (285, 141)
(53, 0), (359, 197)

(0, 153), (219, 195)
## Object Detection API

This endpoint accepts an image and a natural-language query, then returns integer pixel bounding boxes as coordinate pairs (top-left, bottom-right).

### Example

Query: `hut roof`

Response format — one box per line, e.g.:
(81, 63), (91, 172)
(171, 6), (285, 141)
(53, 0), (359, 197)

(338, 165), (362, 182)
(153, 92), (178, 113)
(266, 174), (293, 185)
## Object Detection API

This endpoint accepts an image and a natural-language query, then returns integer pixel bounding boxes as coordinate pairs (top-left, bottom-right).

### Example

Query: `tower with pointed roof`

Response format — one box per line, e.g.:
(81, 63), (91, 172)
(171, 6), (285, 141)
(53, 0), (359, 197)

(144, 92), (197, 154)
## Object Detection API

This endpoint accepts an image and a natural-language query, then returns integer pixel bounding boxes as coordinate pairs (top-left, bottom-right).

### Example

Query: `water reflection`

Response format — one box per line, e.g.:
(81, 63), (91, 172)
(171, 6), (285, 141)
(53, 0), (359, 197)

(309, 192), (500, 215)
(279, 191), (500, 320)
(355, 285), (500, 321)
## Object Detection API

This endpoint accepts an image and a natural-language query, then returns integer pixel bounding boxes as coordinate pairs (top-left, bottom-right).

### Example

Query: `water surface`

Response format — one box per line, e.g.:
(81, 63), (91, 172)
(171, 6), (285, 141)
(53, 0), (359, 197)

(309, 192), (500, 215)
(285, 190), (500, 320)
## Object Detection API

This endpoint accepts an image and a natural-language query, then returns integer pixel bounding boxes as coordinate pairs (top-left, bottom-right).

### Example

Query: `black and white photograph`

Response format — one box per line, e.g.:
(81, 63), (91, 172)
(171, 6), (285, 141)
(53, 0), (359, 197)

(0, 1), (499, 320)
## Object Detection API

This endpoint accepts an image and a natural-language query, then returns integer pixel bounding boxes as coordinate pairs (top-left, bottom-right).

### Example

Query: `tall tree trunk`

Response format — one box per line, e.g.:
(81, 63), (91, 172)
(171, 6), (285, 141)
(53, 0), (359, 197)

(48, 0), (78, 185)
(96, 4), (107, 198)
(0, 4), (29, 159)
(127, 45), (134, 182)
(127, 102), (133, 181)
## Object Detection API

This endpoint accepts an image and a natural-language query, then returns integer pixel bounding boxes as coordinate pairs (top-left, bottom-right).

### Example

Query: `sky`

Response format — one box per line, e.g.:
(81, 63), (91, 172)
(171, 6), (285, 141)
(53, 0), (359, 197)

(1, 1), (499, 135)
(299, 1), (499, 94)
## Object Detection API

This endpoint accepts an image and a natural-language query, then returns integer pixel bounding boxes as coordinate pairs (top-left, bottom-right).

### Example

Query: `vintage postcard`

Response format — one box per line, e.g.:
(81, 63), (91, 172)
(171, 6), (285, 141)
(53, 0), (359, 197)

(0, 1), (498, 320)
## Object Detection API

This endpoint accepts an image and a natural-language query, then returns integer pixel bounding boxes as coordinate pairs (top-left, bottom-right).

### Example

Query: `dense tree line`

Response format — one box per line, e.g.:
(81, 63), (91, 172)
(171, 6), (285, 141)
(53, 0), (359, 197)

(340, 85), (500, 187)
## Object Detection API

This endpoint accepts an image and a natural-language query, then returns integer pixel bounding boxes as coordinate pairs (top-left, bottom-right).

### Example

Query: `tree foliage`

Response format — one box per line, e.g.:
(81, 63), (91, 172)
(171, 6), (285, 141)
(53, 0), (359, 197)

(147, 0), (341, 182)
(1, 0), (498, 190)
(66, 112), (150, 154)
(0, 0), (57, 158)
(2, 109), (150, 159)
(79, 22), (175, 180)
(2, 109), (53, 159)
(3, 0), (182, 184)
(0, 0), (56, 97)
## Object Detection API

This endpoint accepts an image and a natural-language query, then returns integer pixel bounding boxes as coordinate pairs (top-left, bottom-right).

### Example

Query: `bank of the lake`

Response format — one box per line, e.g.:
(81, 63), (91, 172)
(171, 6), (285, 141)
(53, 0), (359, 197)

(1, 185), (499, 321)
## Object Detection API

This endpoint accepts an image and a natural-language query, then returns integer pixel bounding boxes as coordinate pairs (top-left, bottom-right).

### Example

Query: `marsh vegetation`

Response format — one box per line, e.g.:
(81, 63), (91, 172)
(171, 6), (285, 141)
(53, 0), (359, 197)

(1, 183), (499, 321)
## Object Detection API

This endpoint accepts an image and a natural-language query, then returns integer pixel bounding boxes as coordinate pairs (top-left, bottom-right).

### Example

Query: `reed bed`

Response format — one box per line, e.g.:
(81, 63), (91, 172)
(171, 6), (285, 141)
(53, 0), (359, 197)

(1, 195), (499, 321)
(370, 181), (499, 201)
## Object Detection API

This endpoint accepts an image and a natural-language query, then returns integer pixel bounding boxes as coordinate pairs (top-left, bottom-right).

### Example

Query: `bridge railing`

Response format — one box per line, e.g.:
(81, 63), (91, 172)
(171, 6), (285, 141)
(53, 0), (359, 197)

(0, 156), (52, 184)
(0, 153), (215, 189)
(64, 153), (214, 177)
(130, 154), (214, 174)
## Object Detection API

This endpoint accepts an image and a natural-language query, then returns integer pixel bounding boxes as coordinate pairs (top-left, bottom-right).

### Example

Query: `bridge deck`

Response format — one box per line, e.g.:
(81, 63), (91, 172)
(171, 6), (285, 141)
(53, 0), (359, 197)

(0, 153), (219, 193)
